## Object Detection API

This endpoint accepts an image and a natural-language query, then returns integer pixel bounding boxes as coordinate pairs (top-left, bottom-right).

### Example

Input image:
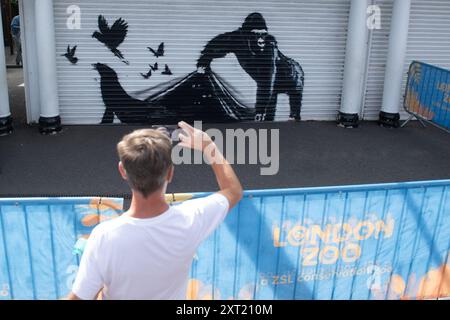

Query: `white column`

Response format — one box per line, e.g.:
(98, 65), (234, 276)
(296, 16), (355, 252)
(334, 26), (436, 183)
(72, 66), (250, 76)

(35, 0), (61, 133)
(338, 0), (369, 127)
(380, 0), (411, 126)
(0, 8), (10, 118)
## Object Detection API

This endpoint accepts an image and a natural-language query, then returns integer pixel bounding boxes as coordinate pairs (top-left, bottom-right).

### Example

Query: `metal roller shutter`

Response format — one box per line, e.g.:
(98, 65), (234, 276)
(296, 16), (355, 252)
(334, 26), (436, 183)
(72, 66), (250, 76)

(363, 0), (450, 120)
(53, 0), (351, 124)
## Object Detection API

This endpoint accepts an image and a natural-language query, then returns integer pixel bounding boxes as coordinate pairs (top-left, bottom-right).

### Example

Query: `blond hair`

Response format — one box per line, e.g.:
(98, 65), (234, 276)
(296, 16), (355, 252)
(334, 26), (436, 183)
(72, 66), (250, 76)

(117, 129), (172, 197)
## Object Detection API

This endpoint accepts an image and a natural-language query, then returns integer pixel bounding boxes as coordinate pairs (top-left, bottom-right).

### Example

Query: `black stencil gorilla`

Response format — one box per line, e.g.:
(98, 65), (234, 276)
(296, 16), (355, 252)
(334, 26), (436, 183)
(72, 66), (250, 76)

(197, 12), (304, 121)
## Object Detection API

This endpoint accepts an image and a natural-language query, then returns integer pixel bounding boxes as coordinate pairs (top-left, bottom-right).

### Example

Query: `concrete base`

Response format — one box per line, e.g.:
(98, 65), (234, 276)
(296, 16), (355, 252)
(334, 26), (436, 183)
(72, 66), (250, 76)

(337, 112), (359, 128)
(0, 115), (13, 136)
(378, 111), (400, 128)
(39, 116), (62, 135)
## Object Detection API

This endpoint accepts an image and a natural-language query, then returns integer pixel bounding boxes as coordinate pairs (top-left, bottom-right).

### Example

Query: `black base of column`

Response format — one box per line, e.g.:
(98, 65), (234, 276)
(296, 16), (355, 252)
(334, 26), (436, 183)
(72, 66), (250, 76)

(337, 112), (359, 128)
(39, 116), (62, 135)
(378, 111), (400, 128)
(0, 115), (13, 136)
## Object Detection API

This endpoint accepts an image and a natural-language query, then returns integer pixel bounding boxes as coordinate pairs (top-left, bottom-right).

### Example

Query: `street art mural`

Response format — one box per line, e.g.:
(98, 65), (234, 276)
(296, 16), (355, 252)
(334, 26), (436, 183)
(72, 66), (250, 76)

(61, 12), (305, 124)
(61, 45), (78, 64)
(92, 62), (169, 124)
(197, 12), (304, 122)
(92, 15), (129, 65)
(147, 42), (164, 58)
(92, 63), (253, 124)
(0, 180), (449, 300)
(140, 63), (158, 79)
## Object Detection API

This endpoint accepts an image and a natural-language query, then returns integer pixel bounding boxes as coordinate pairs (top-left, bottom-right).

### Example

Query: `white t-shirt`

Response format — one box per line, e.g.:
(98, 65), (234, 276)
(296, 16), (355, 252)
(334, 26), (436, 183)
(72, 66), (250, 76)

(72, 193), (229, 300)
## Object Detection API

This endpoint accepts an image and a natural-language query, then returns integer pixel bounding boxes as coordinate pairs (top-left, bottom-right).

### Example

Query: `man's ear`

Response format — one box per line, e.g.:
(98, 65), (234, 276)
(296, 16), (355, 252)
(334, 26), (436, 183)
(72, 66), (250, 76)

(167, 165), (174, 183)
(118, 161), (128, 180)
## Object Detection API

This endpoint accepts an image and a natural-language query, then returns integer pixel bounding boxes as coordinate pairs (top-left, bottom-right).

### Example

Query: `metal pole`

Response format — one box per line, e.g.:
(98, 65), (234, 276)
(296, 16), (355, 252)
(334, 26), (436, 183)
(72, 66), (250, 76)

(34, 0), (61, 134)
(379, 0), (412, 128)
(0, 5), (13, 136)
(337, 0), (369, 128)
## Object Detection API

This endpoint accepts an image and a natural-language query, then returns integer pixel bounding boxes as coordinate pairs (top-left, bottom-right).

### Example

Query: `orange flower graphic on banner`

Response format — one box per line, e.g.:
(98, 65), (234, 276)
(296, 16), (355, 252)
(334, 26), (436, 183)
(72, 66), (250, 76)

(382, 263), (450, 300)
(186, 279), (220, 300)
(416, 264), (450, 299)
(405, 90), (435, 120)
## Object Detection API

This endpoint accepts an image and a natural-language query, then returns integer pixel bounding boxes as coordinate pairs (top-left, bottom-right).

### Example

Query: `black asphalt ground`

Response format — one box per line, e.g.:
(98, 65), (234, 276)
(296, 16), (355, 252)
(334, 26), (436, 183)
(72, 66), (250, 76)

(1, 120), (449, 197)
(0, 68), (449, 203)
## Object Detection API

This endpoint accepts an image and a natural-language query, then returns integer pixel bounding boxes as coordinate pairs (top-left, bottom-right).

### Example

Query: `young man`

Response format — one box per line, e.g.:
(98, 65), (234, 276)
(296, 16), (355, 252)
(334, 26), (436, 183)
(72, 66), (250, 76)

(67, 121), (242, 300)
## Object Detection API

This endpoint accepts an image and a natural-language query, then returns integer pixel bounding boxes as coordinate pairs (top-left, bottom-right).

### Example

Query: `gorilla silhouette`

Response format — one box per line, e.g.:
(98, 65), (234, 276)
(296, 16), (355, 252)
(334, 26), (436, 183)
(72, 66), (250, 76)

(197, 12), (304, 121)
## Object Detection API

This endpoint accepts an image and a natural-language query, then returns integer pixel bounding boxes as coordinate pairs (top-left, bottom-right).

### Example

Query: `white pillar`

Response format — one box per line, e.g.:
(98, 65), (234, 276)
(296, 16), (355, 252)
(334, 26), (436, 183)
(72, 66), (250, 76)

(35, 0), (61, 133)
(379, 0), (412, 127)
(338, 0), (369, 128)
(0, 6), (13, 135)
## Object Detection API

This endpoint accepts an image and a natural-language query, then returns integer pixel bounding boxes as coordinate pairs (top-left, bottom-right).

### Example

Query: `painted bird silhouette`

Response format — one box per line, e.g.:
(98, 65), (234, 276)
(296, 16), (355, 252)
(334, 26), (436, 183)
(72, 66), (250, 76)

(147, 42), (164, 57)
(92, 15), (129, 65)
(161, 64), (172, 75)
(140, 63), (158, 79)
(92, 63), (168, 124)
(62, 45), (78, 64)
(140, 69), (152, 79)
(150, 62), (158, 71)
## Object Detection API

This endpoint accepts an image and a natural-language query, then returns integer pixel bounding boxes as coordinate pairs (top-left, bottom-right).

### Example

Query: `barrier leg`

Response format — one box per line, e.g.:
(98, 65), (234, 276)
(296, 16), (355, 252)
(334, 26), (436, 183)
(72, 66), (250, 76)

(401, 114), (426, 128)
(416, 117), (427, 128)
(400, 114), (413, 128)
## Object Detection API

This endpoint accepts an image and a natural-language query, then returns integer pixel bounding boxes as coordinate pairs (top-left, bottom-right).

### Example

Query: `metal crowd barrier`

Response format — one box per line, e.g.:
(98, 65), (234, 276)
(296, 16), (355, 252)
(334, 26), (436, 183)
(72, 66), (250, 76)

(0, 180), (449, 300)
(402, 61), (450, 132)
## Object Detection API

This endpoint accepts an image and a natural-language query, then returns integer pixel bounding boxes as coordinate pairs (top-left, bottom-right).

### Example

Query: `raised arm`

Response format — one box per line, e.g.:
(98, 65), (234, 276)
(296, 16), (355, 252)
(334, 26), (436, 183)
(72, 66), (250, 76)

(197, 31), (238, 70)
(177, 121), (243, 209)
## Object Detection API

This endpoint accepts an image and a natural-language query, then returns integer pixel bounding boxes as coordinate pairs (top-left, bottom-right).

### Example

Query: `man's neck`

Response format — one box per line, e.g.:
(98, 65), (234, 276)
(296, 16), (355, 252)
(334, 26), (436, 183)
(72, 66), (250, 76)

(124, 189), (170, 219)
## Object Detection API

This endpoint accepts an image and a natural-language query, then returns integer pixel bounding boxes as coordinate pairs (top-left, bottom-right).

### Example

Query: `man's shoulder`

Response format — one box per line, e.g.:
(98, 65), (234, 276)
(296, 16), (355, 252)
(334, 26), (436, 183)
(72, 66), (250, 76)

(174, 193), (229, 212)
(90, 216), (127, 237)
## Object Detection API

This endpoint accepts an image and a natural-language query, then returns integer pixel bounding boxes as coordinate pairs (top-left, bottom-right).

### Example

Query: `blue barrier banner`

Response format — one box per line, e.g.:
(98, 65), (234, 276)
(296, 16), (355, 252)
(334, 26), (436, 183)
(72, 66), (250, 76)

(0, 197), (123, 300)
(405, 61), (450, 130)
(0, 181), (449, 300)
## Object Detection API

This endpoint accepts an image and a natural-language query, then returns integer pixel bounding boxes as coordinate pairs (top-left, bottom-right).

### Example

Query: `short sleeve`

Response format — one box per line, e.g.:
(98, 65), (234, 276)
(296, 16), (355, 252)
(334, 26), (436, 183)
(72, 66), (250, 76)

(180, 193), (230, 246)
(71, 227), (104, 300)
